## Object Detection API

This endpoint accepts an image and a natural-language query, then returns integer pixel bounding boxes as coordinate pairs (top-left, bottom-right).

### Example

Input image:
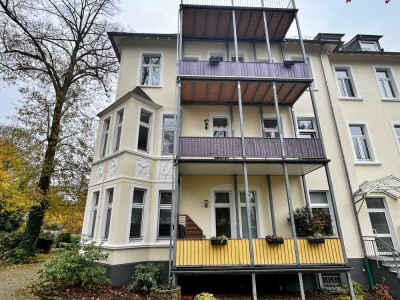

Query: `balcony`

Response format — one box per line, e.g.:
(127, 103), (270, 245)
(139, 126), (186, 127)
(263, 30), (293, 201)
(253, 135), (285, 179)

(179, 61), (312, 105)
(175, 238), (345, 268)
(181, 1), (296, 42)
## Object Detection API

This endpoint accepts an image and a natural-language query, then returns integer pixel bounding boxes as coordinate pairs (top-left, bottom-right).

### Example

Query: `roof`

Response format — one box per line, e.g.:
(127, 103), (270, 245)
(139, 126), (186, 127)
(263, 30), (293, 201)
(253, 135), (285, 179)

(108, 32), (177, 62)
(353, 175), (400, 200)
(97, 87), (162, 118)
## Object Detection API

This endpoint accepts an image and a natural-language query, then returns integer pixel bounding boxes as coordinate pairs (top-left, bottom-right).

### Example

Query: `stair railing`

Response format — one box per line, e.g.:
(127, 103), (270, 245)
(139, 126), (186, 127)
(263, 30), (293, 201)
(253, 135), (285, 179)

(363, 236), (400, 277)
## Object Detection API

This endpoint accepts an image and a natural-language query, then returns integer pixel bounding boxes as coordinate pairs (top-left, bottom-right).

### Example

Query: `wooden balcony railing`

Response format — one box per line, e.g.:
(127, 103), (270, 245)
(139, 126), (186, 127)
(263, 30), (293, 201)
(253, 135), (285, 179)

(179, 61), (311, 81)
(176, 238), (345, 267)
(179, 137), (325, 159)
(181, 0), (294, 9)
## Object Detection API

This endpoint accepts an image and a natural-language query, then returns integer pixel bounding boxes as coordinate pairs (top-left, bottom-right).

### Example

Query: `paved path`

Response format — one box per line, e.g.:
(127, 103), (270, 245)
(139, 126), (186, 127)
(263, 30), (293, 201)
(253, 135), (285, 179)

(0, 262), (43, 300)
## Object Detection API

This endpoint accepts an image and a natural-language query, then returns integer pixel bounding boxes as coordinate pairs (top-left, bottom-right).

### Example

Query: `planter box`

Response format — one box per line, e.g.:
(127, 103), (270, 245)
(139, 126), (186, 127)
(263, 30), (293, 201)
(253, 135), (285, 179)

(266, 238), (284, 245)
(308, 238), (325, 244)
(209, 57), (222, 64)
(210, 239), (228, 246)
(150, 286), (181, 300)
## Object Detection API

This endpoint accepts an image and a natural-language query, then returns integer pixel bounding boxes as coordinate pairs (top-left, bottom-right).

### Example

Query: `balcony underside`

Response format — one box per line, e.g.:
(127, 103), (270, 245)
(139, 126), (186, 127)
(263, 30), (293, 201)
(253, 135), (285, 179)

(180, 79), (310, 105)
(173, 239), (346, 272)
(178, 160), (326, 176)
(182, 6), (297, 42)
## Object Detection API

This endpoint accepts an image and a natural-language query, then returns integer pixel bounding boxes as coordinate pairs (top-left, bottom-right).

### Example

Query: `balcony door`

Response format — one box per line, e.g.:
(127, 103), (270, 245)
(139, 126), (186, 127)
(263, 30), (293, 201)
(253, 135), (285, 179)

(212, 116), (230, 138)
(238, 191), (259, 238)
(366, 197), (399, 253)
(214, 192), (234, 238)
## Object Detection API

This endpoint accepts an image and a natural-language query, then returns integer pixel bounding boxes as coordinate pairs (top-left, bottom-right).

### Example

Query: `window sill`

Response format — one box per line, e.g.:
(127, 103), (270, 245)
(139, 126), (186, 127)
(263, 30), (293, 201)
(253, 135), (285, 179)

(354, 161), (381, 166)
(381, 98), (400, 102)
(137, 85), (162, 88)
(338, 97), (363, 101)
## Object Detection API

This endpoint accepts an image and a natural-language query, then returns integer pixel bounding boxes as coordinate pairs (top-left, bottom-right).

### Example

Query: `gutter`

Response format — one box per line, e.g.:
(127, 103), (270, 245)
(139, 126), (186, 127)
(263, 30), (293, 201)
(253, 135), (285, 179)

(318, 45), (366, 257)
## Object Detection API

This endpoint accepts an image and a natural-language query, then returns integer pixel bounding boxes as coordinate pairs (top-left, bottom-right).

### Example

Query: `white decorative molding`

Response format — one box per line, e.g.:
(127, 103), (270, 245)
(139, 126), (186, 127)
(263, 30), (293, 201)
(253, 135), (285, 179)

(159, 160), (173, 182)
(95, 164), (104, 183)
(135, 157), (150, 180)
(109, 158), (117, 179)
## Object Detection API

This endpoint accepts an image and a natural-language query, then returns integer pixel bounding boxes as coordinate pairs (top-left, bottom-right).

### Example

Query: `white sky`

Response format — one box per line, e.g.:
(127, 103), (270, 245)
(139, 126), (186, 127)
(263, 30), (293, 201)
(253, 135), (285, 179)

(1, 0), (399, 123)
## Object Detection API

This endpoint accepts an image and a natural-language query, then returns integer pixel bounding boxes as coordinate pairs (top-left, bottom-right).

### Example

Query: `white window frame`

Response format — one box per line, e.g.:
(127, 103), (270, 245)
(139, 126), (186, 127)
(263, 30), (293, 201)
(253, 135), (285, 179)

(262, 113), (284, 138)
(390, 122), (400, 152)
(297, 117), (318, 139)
(113, 108), (124, 152)
(88, 191), (100, 239)
(237, 190), (260, 238)
(137, 52), (163, 87)
(157, 190), (172, 239)
(347, 121), (379, 164)
(359, 41), (379, 51)
(210, 114), (231, 137)
(373, 66), (399, 100)
(291, 55), (317, 89)
(99, 116), (111, 158)
(136, 106), (154, 153)
(319, 273), (342, 288)
(333, 65), (361, 100)
(101, 187), (114, 241)
(210, 185), (236, 238)
(309, 191), (337, 236)
(128, 187), (148, 242)
(161, 114), (176, 156)
(263, 118), (280, 138)
(229, 51), (245, 62)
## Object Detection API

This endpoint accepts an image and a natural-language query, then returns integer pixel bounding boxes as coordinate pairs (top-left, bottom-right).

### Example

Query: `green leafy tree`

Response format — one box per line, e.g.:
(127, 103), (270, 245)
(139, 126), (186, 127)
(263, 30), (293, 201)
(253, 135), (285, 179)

(0, 0), (120, 256)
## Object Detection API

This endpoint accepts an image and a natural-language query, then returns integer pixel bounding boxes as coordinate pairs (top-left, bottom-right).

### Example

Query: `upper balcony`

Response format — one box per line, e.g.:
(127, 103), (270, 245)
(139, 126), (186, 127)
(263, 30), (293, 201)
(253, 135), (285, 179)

(181, 0), (297, 42)
(179, 61), (312, 105)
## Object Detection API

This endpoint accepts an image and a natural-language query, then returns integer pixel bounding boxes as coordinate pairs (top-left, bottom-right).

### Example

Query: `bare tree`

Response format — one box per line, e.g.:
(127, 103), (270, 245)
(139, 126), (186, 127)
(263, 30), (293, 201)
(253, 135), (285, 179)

(0, 0), (120, 256)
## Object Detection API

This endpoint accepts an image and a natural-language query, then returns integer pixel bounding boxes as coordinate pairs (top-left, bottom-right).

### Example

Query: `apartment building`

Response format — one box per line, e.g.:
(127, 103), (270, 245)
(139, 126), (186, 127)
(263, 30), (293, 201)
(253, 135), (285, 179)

(81, 0), (400, 298)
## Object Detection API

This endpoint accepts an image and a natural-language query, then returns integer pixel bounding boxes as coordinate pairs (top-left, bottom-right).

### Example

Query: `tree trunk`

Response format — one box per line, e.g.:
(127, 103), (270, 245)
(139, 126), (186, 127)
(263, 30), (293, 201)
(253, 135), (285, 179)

(18, 91), (66, 255)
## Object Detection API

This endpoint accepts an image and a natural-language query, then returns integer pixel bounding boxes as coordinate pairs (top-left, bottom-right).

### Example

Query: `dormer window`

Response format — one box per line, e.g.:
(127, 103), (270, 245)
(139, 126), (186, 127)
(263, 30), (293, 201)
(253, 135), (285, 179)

(359, 41), (379, 51)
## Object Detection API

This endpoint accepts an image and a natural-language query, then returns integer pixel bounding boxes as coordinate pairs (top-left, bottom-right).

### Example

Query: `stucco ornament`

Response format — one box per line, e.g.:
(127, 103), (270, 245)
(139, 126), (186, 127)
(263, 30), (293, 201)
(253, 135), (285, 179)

(136, 157), (150, 180)
(109, 158), (117, 178)
(160, 160), (173, 181)
(95, 164), (104, 183)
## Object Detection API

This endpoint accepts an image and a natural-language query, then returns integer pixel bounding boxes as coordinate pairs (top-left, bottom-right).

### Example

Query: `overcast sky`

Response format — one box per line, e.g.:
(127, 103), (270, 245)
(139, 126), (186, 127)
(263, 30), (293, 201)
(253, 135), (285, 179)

(1, 0), (399, 123)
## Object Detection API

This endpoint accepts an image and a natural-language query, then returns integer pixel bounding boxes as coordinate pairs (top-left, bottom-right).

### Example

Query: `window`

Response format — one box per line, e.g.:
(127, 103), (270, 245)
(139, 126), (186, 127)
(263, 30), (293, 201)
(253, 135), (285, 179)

(320, 273), (341, 287)
(100, 117), (111, 157)
(102, 188), (114, 240)
(360, 41), (378, 51)
(230, 53), (244, 62)
(392, 124), (400, 150)
(297, 118), (317, 138)
(140, 54), (161, 86)
(214, 192), (232, 238)
(89, 192), (100, 238)
(335, 68), (356, 98)
(158, 191), (172, 238)
(263, 119), (280, 138)
(349, 124), (373, 161)
(138, 109), (152, 152)
(239, 191), (258, 238)
(309, 191), (334, 235)
(375, 69), (397, 99)
(162, 115), (176, 155)
(130, 188), (146, 239)
(113, 109), (124, 151)
(213, 117), (229, 137)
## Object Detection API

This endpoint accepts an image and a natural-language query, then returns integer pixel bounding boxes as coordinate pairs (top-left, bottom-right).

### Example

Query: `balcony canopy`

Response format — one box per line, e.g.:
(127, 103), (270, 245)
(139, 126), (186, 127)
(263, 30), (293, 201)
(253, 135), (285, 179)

(353, 175), (400, 200)
(181, 4), (297, 42)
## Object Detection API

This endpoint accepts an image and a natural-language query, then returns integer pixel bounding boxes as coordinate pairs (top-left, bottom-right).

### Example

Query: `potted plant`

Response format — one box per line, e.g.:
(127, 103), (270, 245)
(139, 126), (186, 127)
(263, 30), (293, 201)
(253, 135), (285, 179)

(210, 235), (228, 246)
(265, 235), (284, 245)
(307, 232), (325, 244)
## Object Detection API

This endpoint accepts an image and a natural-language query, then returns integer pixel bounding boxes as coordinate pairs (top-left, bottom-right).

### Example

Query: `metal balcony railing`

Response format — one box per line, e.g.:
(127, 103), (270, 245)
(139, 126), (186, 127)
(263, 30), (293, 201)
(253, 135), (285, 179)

(179, 137), (325, 159)
(181, 0), (294, 9)
(179, 61), (311, 80)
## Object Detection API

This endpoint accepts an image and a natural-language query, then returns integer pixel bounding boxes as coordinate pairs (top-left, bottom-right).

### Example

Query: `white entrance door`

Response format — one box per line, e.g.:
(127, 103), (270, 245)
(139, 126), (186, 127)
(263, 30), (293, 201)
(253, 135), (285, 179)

(214, 192), (234, 238)
(366, 197), (397, 253)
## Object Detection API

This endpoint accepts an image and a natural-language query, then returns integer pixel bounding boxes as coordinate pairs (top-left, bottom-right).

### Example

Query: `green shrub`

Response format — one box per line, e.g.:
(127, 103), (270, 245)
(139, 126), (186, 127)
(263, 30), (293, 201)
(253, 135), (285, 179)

(293, 206), (333, 237)
(0, 231), (23, 256)
(337, 281), (365, 300)
(2, 247), (29, 264)
(55, 232), (72, 248)
(128, 263), (164, 293)
(35, 237), (109, 295)
(322, 286), (346, 295)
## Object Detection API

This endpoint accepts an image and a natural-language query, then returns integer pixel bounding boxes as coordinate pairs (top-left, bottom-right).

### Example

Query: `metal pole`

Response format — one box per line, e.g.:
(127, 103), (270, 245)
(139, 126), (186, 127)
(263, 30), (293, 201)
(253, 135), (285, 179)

(301, 175), (311, 210)
(230, 104), (234, 137)
(234, 175), (240, 237)
(308, 88), (326, 157)
(233, 7), (255, 269)
(267, 175), (276, 236)
(179, 8), (183, 61)
(291, 0), (307, 63)
(262, 11), (273, 63)
(251, 273), (257, 300)
(298, 272), (305, 300)
(346, 272), (356, 300)
(325, 163), (348, 263)
(272, 82), (285, 157)
(259, 106), (264, 137)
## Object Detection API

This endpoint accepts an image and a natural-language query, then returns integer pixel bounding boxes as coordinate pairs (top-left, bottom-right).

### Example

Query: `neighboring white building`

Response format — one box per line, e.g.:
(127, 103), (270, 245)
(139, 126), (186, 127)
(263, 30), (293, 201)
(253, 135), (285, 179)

(81, 1), (400, 299)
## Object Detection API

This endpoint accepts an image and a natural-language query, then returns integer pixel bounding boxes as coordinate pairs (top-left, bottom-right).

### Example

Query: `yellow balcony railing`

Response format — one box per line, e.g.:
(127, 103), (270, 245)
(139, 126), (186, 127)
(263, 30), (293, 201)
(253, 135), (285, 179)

(176, 238), (345, 267)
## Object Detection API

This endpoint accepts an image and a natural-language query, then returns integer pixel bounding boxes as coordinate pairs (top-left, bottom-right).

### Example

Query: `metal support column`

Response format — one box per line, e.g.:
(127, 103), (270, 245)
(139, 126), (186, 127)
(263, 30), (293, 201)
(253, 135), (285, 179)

(346, 272), (356, 300)
(298, 272), (305, 300)
(262, 11), (272, 63)
(251, 274), (257, 300)
(234, 175), (240, 237)
(301, 175), (311, 209)
(267, 175), (276, 236)
(291, 0), (307, 63)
